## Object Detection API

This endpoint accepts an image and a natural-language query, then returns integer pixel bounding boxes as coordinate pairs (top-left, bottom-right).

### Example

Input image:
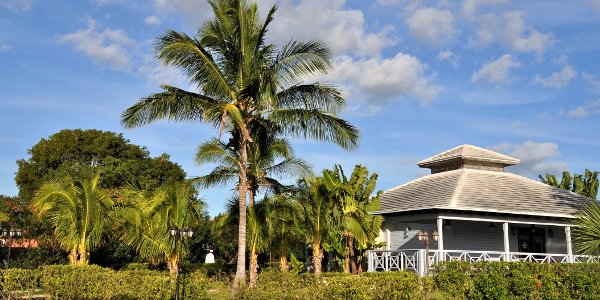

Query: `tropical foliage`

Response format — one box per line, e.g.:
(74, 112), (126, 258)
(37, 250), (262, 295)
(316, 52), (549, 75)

(33, 173), (114, 265)
(121, 0), (358, 286)
(540, 169), (599, 199)
(573, 201), (600, 255)
(116, 182), (205, 274)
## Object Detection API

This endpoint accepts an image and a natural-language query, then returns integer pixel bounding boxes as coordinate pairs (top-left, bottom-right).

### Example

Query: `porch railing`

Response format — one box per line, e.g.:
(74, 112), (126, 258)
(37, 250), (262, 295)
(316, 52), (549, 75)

(367, 249), (600, 276)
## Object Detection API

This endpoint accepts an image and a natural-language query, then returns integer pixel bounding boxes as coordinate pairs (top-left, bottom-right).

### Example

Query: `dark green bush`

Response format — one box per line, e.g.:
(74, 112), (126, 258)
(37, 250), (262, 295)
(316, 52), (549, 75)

(0, 265), (230, 300)
(240, 270), (424, 300)
(3, 262), (600, 299)
(434, 261), (600, 300)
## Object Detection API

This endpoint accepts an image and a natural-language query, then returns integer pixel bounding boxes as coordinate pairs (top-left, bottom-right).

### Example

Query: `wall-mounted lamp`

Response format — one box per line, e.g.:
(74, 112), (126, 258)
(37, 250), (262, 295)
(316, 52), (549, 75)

(404, 227), (411, 238)
(531, 225), (536, 233)
(488, 222), (496, 231)
(443, 220), (452, 228)
(511, 226), (517, 235)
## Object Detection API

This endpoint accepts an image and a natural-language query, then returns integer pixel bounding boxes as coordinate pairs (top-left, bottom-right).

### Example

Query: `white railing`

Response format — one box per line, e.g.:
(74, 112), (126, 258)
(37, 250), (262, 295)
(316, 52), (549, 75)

(367, 249), (600, 276)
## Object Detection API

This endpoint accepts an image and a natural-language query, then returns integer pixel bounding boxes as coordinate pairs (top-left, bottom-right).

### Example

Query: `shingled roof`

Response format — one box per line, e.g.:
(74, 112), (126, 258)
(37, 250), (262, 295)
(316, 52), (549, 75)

(377, 145), (590, 218)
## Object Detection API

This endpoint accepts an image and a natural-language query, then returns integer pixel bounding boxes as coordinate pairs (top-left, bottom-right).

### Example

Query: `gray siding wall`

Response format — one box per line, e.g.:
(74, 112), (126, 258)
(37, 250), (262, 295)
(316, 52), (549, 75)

(383, 216), (568, 253)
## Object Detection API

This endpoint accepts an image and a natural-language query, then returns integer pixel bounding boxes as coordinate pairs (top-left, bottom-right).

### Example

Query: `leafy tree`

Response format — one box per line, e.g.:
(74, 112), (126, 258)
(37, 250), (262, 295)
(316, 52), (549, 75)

(121, 0), (358, 286)
(321, 165), (381, 274)
(16, 129), (186, 202)
(33, 173), (114, 265)
(116, 182), (205, 275)
(540, 169), (599, 199)
(298, 165), (381, 275)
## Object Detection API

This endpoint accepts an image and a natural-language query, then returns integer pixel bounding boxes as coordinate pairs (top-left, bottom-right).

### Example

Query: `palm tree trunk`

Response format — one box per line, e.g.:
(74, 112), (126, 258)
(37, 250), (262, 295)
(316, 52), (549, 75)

(78, 243), (88, 265)
(280, 237), (288, 272)
(249, 244), (258, 287)
(68, 246), (77, 265)
(167, 255), (179, 275)
(343, 235), (350, 273)
(249, 188), (256, 208)
(312, 239), (323, 275)
(233, 130), (249, 289)
(348, 234), (358, 275)
(280, 255), (288, 272)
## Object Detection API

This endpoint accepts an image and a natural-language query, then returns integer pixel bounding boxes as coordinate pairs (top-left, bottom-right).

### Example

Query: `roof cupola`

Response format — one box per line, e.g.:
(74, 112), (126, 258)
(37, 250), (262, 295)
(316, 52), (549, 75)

(417, 144), (520, 174)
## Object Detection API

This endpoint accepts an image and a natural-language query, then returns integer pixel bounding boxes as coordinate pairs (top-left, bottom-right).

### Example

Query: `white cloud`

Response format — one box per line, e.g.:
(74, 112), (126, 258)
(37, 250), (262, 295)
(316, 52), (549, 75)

(582, 72), (600, 91)
(407, 7), (457, 45)
(436, 49), (459, 67)
(0, 0), (33, 12)
(502, 12), (553, 56)
(492, 141), (567, 177)
(533, 65), (577, 88)
(471, 54), (520, 84)
(567, 99), (600, 118)
(468, 11), (554, 57)
(329, 53), (439, 112)
(144, 15), (161, 25)
(59, 19), (134, 71)
(138, 54), (186, 87)
(150, 0), (395, 58)
(259, 0), (396, 58)
(552, 54), (569, 65)
(462, 0), (509, 19)
(0, 43), (10, 53)
(153, 0), (210, 14)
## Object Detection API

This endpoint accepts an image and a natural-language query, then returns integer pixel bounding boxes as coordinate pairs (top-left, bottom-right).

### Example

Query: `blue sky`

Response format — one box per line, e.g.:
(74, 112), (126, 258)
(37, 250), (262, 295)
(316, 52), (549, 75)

(1, 0), (600, 215)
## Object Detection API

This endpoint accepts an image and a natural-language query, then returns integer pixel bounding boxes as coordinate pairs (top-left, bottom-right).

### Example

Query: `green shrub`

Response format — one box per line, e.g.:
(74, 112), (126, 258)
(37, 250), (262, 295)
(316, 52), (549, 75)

(0, 268), (41, 298)
(434, 261), (600, 300)
(3, 262), (600, 299)
(240, 270), (424, 300)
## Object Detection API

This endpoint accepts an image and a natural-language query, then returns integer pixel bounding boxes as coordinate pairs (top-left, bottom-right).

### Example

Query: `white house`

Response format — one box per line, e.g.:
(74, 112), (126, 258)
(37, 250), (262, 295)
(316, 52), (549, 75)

(367, 145), (598, 275)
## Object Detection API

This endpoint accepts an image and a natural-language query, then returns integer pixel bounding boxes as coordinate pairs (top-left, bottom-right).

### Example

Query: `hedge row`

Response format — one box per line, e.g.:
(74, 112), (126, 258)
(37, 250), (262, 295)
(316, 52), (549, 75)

(2, 262), (600, 299)
(0, 266), (428, 300)
(0, 265), (230, 300)
(434, 261), (600, 300)
(240, 270), (430, 300)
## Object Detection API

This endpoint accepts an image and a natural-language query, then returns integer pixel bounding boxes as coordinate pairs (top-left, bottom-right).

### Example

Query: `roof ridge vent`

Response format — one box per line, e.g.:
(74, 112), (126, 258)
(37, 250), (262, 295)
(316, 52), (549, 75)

(417, 144), (520, 174)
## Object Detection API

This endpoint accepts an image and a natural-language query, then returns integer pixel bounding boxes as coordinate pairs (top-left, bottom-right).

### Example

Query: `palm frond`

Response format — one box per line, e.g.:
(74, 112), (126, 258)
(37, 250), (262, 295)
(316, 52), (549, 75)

(121, 85), (219, 128)
(156, 30), (234, 98)
(277, 83), (345, 113)
(270, 109), (359, 150)
(573, 201), (600, 255)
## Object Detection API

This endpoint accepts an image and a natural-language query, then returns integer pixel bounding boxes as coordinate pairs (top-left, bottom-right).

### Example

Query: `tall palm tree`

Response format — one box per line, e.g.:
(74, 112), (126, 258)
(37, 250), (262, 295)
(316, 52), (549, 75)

(116, 182), (204, 275)
(573, 200), (600, 255)
(33, 173), (113, 265)
(121, 0), (358, 286)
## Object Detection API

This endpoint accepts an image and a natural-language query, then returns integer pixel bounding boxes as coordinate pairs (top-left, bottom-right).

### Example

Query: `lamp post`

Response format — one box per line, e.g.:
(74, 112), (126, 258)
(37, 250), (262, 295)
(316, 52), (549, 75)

(1, 228), (22, 269)
(170, 227), (193, 300)
(417, 230), (438, 275)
